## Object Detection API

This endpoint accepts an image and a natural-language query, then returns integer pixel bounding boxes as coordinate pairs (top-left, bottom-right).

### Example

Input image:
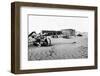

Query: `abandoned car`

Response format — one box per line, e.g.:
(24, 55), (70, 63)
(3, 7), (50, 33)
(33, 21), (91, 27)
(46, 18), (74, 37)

(28, 32), (51, 47)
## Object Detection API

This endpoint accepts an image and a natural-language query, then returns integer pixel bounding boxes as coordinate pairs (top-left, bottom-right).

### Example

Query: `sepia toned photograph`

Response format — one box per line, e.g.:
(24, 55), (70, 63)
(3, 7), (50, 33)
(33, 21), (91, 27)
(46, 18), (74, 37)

(28, 14), (88, 61)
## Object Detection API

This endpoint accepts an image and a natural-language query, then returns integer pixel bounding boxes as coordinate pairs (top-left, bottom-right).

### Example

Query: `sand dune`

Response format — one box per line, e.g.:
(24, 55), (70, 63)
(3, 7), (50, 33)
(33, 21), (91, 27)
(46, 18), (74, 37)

(28, 36), (88, 61)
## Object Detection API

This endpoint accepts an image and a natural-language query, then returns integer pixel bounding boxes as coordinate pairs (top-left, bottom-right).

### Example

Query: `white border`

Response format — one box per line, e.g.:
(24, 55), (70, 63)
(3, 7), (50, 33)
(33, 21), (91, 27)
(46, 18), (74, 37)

(20, 7), (95, 70)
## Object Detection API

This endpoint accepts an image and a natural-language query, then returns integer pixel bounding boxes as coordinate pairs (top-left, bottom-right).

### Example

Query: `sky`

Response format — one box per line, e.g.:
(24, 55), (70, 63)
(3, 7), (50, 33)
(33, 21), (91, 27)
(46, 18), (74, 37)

(28, 15), (89, 34)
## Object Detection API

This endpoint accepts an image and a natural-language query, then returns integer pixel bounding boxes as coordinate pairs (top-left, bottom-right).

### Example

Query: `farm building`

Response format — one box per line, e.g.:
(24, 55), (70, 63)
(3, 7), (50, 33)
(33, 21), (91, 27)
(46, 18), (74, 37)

(41, 30), (62, 36)
(61, 29), (75, 38)
(41, 29), (75, 38)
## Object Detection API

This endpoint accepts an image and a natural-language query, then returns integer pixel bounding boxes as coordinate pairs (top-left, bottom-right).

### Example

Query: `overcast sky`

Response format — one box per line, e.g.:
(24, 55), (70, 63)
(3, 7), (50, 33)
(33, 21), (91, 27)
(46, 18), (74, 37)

(28, 15), (89, 34)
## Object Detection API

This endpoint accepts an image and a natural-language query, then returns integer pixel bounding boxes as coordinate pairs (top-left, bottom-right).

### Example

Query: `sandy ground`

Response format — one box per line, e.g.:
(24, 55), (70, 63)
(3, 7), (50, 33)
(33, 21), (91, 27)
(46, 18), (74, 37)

(28, 36), (88, 61)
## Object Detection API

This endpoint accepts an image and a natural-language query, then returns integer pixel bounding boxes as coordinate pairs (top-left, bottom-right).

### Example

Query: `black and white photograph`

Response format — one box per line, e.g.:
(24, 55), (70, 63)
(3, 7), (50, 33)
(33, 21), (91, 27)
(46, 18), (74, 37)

(11, 2), (97, 74)
(28, 14), (88, 61)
